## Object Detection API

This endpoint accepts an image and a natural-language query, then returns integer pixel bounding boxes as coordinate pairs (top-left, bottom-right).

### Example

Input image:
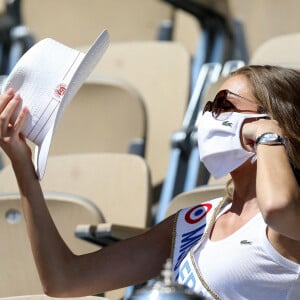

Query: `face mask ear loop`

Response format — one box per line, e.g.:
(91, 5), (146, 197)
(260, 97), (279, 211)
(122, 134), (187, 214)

(251, 154), (257, 164)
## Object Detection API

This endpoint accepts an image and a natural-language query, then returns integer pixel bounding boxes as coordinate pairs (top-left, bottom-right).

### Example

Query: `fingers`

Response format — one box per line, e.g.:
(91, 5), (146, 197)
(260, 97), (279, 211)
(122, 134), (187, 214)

(0, 88), (15, 112)
(0, 91), (25, 139)
(0, 93), (21, 127)
(255, 118), (283, 136)
(0, 90), (31, 163)
(14, 106), (29, 134)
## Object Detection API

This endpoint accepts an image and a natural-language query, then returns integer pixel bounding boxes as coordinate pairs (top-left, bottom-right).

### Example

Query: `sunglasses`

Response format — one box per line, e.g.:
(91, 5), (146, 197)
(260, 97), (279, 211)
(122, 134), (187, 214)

(203, 89), (266, 119)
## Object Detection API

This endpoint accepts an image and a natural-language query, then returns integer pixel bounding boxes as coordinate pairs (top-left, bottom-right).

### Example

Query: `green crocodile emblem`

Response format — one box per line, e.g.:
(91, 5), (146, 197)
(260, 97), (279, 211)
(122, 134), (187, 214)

(222, 121), (233, 127)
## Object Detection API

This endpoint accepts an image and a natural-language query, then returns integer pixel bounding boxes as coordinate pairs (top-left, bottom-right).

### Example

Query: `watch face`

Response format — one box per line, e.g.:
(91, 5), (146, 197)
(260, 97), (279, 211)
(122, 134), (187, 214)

(263, 133), (279, 141)
(256, 132), (285, 146)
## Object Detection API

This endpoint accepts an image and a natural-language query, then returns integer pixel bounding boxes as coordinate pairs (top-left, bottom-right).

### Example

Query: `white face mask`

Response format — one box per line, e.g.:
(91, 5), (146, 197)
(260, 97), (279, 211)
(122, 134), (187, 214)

(197, 111), (268, 179)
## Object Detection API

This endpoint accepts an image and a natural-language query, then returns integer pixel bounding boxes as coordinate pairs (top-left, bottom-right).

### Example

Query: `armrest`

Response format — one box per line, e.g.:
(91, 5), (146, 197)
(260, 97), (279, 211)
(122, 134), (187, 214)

(75, 223), (149, 247)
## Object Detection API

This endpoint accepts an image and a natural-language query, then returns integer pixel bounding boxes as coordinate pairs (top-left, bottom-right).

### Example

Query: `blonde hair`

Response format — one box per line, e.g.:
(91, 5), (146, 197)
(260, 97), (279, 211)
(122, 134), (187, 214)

(225, 178), (234, 201)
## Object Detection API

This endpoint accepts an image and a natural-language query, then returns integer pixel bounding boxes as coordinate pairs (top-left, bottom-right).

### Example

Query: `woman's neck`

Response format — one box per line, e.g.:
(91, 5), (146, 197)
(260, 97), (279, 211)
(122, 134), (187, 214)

(230, 163), (259, 216)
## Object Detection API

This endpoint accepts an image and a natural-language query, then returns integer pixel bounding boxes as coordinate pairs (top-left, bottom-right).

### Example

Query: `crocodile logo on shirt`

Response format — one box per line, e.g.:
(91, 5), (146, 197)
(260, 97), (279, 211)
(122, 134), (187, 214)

(240, 239), (252, 245)
(222, 120), (233, 127)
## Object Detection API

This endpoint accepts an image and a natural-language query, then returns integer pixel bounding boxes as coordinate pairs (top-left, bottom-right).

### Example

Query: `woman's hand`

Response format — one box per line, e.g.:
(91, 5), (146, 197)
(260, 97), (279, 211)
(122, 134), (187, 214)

(241, 117), (283, 152)
(0, 88), (32, 163)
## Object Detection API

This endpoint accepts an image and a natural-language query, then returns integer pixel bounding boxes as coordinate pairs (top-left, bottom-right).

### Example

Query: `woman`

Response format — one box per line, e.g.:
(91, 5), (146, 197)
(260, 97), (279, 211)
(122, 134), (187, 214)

(0, 65), (299, 299)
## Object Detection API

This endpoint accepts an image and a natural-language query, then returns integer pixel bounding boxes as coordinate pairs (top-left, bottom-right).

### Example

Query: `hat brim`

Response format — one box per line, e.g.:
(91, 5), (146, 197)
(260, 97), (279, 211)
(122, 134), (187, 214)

(35, 29), (109, 180)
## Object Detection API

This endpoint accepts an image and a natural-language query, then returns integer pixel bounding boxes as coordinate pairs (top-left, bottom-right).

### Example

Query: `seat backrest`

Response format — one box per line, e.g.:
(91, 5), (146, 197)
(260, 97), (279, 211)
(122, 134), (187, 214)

(0, 76), (147, 168)
(81, 41), (191, 188)
(250, 33), (300, 70)
(0, 153), (152, 227)
(165, 184), (226, 218)
(50, 76), (147, 156)
(229, 0), (300, 58)
(20, 0), (173, 46)
(0, 192), (103, 296)
(172, 8), (201, 56)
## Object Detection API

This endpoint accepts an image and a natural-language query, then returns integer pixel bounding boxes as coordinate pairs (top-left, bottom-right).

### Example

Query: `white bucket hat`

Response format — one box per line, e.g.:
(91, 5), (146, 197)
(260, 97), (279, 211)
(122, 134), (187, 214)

(1, 29), (109, 180)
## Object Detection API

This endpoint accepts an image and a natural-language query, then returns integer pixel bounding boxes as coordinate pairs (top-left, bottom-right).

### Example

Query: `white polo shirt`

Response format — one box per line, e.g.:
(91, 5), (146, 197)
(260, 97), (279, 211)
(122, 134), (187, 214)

(173, 198), (300, 299)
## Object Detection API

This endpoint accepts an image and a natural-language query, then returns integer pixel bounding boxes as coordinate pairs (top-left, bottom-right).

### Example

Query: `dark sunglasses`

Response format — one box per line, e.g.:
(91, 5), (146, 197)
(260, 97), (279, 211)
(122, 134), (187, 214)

(203, 89), (266, 118)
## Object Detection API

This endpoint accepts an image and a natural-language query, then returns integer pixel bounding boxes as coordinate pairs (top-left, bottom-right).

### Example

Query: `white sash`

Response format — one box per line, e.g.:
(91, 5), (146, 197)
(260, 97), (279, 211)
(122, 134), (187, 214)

(172, 197), (225, 298)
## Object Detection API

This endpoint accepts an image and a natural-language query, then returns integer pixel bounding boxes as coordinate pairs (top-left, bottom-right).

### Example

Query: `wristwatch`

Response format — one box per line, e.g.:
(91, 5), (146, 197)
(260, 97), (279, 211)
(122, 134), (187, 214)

(255, 132), (286, 146)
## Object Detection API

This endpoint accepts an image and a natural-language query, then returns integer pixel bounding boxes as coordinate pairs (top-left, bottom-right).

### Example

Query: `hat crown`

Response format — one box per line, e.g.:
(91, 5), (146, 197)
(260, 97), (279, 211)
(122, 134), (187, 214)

(3, 38), (84, 145)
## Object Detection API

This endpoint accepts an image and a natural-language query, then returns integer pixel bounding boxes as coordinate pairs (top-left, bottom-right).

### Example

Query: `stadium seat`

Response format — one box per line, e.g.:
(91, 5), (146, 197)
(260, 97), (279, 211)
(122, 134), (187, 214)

(250, 33), (300, 70)
(19, 0), (173, 46)
(165, 184), (226, 217)
(0, 153), (152, 228)
(49, 75), (147, 157)
(0, 192), (103, 296)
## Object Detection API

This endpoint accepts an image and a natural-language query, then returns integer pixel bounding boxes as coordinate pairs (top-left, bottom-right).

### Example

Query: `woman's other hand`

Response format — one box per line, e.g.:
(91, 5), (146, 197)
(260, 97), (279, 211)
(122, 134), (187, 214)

(0, 88), (32, 163)
(241, 117), (283, 152)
